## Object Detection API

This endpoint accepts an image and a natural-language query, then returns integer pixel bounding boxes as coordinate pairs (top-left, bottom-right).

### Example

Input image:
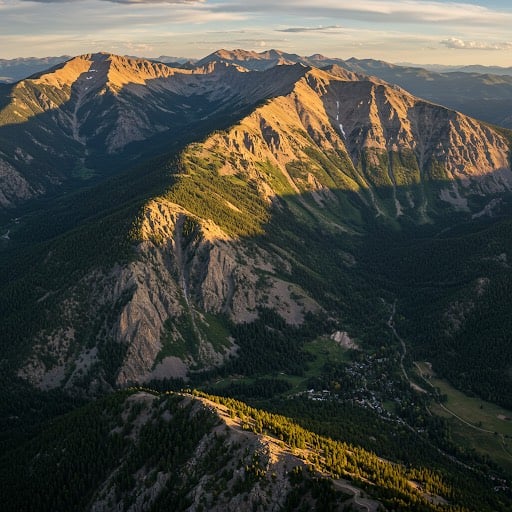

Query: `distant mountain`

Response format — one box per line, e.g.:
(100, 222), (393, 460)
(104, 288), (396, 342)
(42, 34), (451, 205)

(456, 64), (512, 76)
(151, 55), (197, 64)
(0, 56), (70, 83)
(404, 63), (512, 76)
(340, 58), (512, 129)
(196, 48), (348, 71)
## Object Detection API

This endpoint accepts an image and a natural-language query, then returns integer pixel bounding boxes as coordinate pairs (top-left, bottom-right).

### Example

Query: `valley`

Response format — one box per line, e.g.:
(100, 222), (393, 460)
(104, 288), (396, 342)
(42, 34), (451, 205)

(1, 49), (512, 510)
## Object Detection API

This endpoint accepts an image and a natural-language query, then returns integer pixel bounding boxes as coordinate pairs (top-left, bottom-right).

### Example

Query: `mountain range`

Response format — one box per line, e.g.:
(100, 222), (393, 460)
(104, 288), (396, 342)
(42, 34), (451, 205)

(402, 63), (512, 76)
(0, 56), (70, 83)
(3, 49), (512, 131)
(1, 49), (512, 510)
(197, 49), (512, 130)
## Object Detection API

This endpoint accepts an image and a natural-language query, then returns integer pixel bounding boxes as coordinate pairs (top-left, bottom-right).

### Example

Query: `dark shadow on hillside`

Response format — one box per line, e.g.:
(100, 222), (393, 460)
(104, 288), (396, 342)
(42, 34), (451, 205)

(4, 161), (512, 406)
(0, 60), (316, 244)
(1, 58), (512, 410)
(165, 165), (512, 410)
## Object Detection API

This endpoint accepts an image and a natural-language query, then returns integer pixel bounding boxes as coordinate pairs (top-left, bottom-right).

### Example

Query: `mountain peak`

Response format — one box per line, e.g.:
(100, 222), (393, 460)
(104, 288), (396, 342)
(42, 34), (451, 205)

(308, 53), (330, 61)
(28, 52), (190, 94)
(196, 48), (304, 71)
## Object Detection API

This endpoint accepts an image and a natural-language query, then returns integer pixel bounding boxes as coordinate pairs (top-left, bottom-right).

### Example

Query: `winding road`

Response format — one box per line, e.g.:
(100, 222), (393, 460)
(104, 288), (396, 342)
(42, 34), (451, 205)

(332, 479), (380, 512)
(388, 301), (512, 464)
(387, 301), (427, 394)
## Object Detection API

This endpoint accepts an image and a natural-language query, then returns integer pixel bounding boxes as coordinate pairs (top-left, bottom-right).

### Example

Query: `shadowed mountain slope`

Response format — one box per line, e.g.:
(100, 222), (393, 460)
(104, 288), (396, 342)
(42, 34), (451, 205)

(2, 388), (508, 512)
(2, 52), (512, 507)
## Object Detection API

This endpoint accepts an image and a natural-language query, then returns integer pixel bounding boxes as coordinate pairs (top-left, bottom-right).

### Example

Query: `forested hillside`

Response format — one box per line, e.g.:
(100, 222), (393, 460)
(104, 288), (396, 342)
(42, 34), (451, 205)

(1, 388), (510, 511)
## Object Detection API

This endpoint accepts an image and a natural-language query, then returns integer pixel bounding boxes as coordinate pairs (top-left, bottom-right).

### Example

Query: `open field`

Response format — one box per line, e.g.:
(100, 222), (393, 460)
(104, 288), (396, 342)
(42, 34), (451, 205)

(209, 335), (354, 394)
(303, 336), (353, 376)
(415, 361), (512, 475)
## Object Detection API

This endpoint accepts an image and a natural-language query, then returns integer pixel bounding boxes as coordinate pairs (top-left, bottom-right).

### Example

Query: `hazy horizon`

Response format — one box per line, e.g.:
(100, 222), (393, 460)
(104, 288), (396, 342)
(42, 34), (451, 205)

(1, 1), (511, 66)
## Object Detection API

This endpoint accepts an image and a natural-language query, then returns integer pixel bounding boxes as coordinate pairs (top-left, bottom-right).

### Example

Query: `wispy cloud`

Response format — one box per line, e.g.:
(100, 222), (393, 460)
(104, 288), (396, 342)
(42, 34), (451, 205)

(13, 0), (512, 29)
(22, 0), (203, 3)
(212, 0), (512, 27)
(277, 25), (342, 33)
(441, 37), (512, 51)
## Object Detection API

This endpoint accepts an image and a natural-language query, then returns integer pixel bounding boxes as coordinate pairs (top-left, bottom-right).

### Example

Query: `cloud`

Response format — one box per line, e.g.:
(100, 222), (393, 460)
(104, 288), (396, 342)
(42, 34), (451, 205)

(210, 0), (512, 28)
(22, 0), (203, 3)
(441, 37), (512, 50)
(277, 25), (342, 33)
(106, 0), (202, 3)
(13, 0), (512, 31)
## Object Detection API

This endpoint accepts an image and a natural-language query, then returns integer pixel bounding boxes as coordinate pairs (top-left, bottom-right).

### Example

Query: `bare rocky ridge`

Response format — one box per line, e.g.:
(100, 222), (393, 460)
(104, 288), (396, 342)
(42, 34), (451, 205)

(198, 48), (512, 130)
(18, 191), (321, 389)
(182, 65), (511, 219)
(1, 51), (510, 211)
(85, 391), (383, 512)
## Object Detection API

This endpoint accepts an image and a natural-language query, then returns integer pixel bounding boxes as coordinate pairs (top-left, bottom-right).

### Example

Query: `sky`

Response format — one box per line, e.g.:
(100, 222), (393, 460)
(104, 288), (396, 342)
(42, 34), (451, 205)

(1, 0), (512, 65)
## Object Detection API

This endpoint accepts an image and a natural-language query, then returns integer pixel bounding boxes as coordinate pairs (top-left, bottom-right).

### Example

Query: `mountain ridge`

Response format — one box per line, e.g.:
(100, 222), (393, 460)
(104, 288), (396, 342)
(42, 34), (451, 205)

(5, 57), (512, 392)
(0, 53), (311, 209)
(5, 387), (492, 511)
(196, 49), (512, 130)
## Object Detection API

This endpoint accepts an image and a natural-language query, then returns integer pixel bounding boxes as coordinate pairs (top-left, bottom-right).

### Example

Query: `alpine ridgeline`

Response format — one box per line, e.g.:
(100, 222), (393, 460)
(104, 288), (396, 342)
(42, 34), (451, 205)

(198, 48), (512, 129)
(0, 52), (306, 208)
(4, 52), (512, 398)
(5, 389), (492, 512)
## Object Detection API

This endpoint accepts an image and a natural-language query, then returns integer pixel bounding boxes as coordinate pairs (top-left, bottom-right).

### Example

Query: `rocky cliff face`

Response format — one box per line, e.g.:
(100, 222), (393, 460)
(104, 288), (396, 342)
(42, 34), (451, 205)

(177, 66), (511, 221)
(19, 191), (320, 389)
(3, 51), (509, 213)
